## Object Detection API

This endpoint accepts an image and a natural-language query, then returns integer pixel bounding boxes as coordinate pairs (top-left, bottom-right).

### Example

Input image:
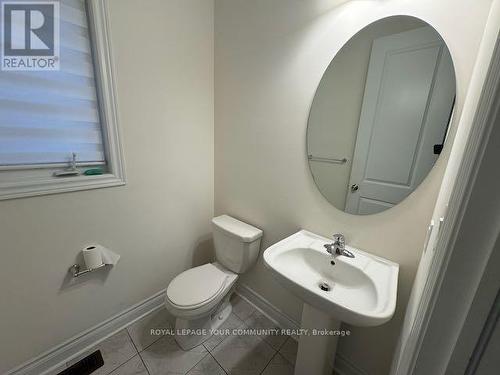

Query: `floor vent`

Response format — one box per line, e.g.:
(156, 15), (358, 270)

(57, 350), (104, 375)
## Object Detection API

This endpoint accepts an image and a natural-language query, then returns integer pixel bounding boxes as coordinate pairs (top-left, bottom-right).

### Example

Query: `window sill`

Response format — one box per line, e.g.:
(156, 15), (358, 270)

(0, 173), (126, 200)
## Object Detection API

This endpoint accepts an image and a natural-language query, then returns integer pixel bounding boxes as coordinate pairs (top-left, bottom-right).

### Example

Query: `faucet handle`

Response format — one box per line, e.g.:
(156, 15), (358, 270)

(324, 243), (334, 254)
(332, 233), (345, 244)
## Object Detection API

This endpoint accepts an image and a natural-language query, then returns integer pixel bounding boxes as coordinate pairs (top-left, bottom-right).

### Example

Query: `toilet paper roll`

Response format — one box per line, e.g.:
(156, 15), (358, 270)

(83, 244), (120, 269)
(83, 246), (103, 269)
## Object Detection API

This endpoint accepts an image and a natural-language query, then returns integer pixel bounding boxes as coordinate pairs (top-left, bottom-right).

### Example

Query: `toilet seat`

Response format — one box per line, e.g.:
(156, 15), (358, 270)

(165, 263), (238, 319)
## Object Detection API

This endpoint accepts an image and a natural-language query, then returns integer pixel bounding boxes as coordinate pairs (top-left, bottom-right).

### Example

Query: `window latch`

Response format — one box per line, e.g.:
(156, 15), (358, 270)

(54, 153), (81, 177)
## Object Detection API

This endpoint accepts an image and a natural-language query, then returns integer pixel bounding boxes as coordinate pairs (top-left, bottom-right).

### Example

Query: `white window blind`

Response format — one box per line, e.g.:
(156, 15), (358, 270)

(0, 0), (105, 167)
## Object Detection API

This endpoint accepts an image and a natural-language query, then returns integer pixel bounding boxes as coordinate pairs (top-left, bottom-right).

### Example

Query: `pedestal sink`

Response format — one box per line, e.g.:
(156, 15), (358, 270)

(263, 230), (399, 375)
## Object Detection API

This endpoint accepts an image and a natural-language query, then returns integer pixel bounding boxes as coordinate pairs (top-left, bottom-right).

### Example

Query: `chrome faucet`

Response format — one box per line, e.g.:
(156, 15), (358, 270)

(324, 233), (355, 258)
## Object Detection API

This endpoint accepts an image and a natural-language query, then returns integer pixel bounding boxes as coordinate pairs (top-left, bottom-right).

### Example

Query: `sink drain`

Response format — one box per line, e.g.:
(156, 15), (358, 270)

(318, 281), (331, 292)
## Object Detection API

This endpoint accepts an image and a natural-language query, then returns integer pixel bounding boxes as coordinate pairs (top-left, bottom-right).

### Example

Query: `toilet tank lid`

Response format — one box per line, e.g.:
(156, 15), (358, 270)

(212, 215), (263, 243)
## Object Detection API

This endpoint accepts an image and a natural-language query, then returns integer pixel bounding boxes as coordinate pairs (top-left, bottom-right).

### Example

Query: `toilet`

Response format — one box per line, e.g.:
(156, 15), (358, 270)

(165, 214), (263, 350)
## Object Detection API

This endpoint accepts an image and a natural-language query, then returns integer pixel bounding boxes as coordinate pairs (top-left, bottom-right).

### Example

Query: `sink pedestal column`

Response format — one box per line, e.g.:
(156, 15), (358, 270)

(294, 303), (340, 375)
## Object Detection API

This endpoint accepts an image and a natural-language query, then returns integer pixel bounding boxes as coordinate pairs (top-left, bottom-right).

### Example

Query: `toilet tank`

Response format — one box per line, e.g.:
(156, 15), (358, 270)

(212, 215), (263, 274)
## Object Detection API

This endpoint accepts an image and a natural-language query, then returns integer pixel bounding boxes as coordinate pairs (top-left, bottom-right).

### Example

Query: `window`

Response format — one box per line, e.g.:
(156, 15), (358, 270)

(0, 0), (125, 199)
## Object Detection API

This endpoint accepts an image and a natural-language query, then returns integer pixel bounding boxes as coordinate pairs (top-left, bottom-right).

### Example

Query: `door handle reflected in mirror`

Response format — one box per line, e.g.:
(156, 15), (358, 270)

(351, 184), (359, 192)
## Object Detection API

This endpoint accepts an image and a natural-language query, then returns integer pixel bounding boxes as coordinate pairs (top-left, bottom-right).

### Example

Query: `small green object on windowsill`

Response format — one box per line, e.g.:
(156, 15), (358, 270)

(83, 168), (104, 176)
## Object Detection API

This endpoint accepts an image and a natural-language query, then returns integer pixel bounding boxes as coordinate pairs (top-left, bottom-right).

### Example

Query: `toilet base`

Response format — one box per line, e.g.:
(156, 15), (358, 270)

(174, 299), (233, 350)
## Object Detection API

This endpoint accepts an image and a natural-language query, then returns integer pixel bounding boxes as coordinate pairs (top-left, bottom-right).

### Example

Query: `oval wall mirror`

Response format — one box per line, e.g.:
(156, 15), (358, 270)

(307, 16), (456, 215)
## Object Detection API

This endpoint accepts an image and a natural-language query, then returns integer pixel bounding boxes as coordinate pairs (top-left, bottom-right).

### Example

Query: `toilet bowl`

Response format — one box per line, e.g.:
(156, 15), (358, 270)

(165, 215), (263, 350)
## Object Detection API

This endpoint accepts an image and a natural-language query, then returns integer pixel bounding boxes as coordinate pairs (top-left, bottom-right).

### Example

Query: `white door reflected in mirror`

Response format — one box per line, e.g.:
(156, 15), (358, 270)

(307, 16), (456, 215)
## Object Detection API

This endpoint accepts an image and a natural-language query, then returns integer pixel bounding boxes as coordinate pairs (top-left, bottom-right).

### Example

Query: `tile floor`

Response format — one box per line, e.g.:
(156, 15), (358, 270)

(63, 295), (298, 375)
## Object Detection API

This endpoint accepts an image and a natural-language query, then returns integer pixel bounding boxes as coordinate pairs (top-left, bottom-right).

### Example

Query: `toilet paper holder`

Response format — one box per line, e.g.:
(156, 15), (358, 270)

(69, 263), (107, 278)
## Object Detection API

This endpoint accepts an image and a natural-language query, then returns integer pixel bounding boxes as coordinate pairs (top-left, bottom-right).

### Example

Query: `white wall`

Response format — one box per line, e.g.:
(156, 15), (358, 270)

(214, 0), (492, 374)
(0, 0), (214, 372)
(307, 16), (425, 209)
(394, 2), (500, 372)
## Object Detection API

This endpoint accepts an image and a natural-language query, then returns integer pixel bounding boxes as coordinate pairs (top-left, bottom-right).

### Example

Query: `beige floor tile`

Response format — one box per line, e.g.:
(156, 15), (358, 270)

(186, 353), (225, 375)
(127, 307), (173, 351)
(140, 335), (207, 375)
(211, 330), (275, 374)
(66, 330), (137, 375)
(262, 353), (294, 375)
(230, 295), (255, 321)
(109, 355), (148, 375)
(204, 313), (244, 351)
(279, 337), (298, 366)
(244, 310), (287, 350)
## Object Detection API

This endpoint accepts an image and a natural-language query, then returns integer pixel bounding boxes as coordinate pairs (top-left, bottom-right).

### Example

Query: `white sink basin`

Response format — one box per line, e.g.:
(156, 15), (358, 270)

(263, 230), (399, 327)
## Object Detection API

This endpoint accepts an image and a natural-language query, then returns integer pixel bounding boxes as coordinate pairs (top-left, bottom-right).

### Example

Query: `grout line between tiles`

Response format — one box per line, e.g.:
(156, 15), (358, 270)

(207, 319), (278, 374)
(137, 349), (152, 375)
(140, 354), (151, 375)
(208, 351), (228, 375)
(231, 297), (257, 321)
(127, 309), (172, 355)
(259, 349), (279, 375)
(127, 331), (151, 375)
(136, 334), (172, 375)
(276, 335), (290, 352)
(232, 313), (245, 326)
(241, 309), (256, 323)
(122, 328), (152, 375)
(125, 329), (140, 355)
(205, 319), (249, 353)
(203, 332), (227, 353)
(183, 352), (211, 375)
(135, 331), (169, 355)
(278, 339), (297, 368)
(105, 354), (143, 375)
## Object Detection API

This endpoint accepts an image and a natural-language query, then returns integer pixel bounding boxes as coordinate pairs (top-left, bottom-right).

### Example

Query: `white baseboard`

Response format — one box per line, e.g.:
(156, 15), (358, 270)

(236, 283), (366, 375)
(6, 289), (167, 375)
